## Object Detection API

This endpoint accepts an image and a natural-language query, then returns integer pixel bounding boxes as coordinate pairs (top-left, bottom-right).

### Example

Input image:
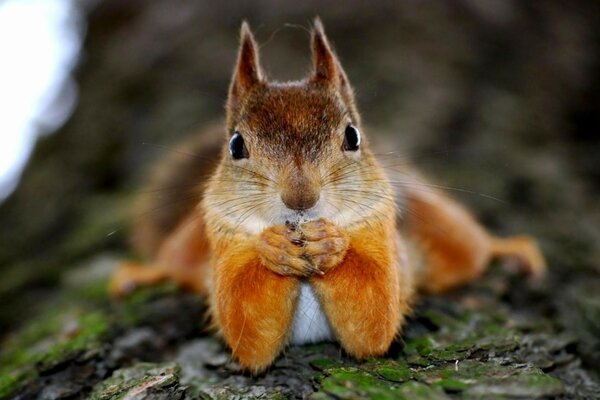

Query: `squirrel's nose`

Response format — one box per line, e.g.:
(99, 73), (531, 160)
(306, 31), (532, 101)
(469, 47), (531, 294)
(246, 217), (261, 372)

(280, 167), (320, 210)
(281, 189), (320, 211)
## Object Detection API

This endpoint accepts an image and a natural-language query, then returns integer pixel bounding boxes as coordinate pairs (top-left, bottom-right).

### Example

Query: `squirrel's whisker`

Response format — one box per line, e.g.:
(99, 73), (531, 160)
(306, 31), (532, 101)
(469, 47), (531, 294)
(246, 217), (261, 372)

(230, 164), (277, 185)
(136, 193), (202, 218)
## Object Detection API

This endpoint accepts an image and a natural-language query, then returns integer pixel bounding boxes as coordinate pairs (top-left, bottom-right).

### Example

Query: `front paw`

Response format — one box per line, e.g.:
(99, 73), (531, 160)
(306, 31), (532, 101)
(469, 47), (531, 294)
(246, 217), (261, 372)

(256, 219), (349, 277)
(256, 224), (320, 277)
(298, 218), (349, 274)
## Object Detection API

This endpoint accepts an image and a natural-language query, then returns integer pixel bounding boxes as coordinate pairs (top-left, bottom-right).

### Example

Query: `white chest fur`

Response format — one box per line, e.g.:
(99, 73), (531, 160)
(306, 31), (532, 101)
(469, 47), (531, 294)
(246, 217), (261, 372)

(290, 282), (333, 344)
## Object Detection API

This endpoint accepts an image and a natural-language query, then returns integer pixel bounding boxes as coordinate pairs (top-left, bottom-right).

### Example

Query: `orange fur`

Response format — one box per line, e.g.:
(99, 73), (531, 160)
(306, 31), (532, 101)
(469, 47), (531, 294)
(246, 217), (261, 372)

(311, 221), (413, 358)
(402, 186), (491, 293)
(110, 18), (546, 373)
(399, 183), (545, 294)
(211, 234), (299, 372)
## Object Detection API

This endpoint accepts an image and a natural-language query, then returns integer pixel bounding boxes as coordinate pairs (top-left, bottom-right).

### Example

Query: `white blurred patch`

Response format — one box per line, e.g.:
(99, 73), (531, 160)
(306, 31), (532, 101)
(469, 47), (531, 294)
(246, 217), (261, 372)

(0, 0), (82, 201)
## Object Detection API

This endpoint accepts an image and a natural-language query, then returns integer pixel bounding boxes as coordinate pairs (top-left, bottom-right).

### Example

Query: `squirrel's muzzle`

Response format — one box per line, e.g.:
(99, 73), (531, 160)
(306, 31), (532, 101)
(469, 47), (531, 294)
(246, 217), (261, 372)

(280, 166), (320, 211)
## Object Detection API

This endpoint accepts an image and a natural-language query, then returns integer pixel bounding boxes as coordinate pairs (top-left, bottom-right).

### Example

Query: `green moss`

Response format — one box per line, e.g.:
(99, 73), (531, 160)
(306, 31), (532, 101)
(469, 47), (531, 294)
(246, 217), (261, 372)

(118, 282), (180, 326)
(404, 337), (436, 358)
(75, 278), (111, 303)
(186, 380), (289, 400)
(310, 357), (341, 371)
(404, 337), (473, 363)
(414, 360), (564, 397)
(396, 381), (450, 399)
(315, 368), (400, 399)
(37, 311), (109, 369)
(368, 361), (414, 382)
(374, 366), (413, 382)
(406, 355), (432, 367)
(465, 370), (564, 397)
(417, 360), (494, 382)
(402, 304), (522, 367)
(0, 369), (36, 399)
(263, 393), (288, 400)
(314, 366), (456, 400)
(431, 378), (469, 392)
(312, 352), (565, 399)
(0, 309), (111, 398)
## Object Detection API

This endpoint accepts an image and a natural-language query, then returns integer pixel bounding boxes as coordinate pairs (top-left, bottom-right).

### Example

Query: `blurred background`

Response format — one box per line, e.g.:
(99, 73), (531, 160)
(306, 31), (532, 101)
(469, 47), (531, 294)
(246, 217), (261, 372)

(0, 0), (599, 364)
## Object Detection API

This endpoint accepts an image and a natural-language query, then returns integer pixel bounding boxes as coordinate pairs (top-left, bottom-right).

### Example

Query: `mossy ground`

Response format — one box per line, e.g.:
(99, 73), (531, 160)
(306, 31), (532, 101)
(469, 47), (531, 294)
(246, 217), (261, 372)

(1, 259), (598, 399)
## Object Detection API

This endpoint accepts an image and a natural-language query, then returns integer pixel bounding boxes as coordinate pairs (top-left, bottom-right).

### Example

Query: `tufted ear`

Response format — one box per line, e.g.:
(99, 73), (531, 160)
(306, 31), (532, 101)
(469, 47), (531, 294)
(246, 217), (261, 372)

(228, 21), (263, 109)
(310, 18), (356, 109)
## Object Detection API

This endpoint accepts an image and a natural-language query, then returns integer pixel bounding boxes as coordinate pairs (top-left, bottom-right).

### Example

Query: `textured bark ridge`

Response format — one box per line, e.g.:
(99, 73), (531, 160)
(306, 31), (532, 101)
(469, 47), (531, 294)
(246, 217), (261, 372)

(1, 1), (600, 399)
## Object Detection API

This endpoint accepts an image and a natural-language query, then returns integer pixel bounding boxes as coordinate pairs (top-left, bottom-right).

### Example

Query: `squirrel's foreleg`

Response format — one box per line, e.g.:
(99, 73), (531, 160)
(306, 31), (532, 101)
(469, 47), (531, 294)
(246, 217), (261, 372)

(310, 224), (413, 358)
(212, 242), (300, 373)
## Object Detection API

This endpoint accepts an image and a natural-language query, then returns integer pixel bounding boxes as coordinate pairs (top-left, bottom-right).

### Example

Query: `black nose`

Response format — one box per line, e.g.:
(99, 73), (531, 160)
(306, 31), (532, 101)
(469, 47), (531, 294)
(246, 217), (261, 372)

(281, 190), (320, 210)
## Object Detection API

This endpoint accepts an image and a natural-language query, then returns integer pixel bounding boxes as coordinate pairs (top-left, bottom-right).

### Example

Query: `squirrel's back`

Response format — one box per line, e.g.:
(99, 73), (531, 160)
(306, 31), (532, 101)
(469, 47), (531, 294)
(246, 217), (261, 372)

(131, 125), (223, 258)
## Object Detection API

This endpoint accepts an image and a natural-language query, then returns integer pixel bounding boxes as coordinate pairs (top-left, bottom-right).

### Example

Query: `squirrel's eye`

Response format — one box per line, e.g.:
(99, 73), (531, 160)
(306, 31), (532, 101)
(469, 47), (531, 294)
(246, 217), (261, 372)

(229, 132), (249, 160)
(343, 124), (361, 152)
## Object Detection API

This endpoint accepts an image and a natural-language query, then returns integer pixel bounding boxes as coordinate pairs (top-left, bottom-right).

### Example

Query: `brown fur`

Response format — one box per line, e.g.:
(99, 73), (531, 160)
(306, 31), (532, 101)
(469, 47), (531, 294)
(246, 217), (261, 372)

(131, 126), (223, 258)
(111, 18), (546, 373)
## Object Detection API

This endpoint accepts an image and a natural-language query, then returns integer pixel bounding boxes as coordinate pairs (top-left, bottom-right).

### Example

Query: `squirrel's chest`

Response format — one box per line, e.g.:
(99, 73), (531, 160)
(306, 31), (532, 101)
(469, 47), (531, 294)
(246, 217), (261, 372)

(290, 282), (333, 345)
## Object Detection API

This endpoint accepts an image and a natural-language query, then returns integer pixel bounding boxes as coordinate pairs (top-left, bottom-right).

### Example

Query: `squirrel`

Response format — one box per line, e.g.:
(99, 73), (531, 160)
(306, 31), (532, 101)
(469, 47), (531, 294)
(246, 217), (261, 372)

(110, 18), (546, 373)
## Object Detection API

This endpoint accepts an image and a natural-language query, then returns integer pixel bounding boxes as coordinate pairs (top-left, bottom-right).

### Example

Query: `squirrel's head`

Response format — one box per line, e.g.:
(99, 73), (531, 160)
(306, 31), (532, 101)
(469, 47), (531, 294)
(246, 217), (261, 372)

(205, 19), (394, 233)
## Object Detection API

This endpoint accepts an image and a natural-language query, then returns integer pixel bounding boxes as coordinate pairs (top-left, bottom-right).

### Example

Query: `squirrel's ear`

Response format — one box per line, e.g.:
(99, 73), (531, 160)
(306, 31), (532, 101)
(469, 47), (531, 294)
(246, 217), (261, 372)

(229, 22), (263, 107)
(310, 18), (355, 104)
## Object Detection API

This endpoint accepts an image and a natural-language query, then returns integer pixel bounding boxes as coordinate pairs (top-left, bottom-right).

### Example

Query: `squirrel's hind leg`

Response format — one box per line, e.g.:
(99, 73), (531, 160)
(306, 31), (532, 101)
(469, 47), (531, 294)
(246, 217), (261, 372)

(401, 185), (546, 294)
(110, 213), (211, 297)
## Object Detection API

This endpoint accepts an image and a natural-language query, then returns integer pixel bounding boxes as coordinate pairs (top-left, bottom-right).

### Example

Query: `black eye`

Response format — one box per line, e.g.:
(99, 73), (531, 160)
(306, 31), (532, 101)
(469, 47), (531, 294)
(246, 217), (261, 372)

(229, 132), (249, 160)
(343, 124), (361, 151)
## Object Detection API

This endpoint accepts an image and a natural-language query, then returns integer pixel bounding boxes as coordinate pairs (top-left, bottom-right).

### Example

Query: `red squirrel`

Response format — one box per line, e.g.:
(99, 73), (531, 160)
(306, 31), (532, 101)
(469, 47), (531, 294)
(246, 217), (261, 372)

(111, 19), (546, 373)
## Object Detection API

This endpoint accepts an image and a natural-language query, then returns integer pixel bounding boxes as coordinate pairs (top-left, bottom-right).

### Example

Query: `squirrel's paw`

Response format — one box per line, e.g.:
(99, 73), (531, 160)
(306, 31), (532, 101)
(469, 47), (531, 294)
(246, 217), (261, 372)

(492, 235), (547, 279)
(109, 262), (167, 297)
(256, 219), (350, 277)
(298, 218), (349, 274)
(256, 225), (319, 277)
(511, 235), (547, 279)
